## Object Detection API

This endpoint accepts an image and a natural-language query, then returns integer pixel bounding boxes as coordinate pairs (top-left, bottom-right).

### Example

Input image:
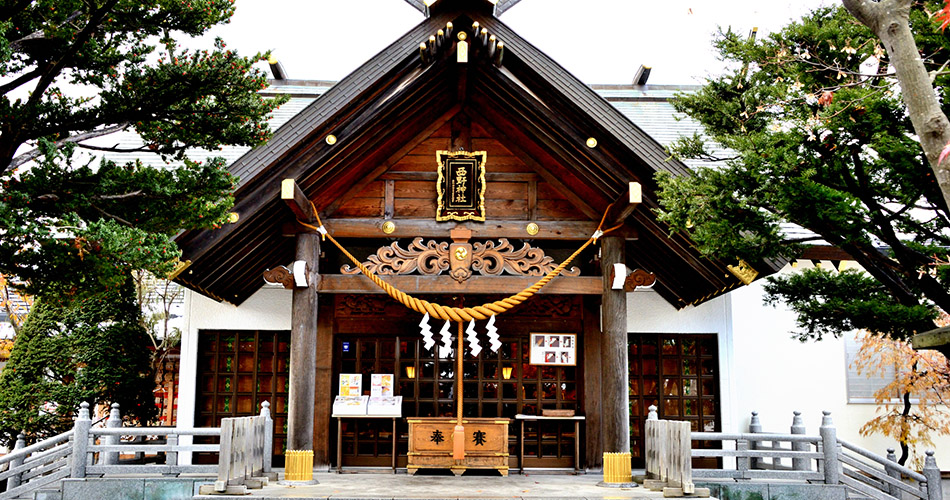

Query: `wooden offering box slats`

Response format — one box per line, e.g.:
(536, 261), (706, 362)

(407, 417), (510, 476)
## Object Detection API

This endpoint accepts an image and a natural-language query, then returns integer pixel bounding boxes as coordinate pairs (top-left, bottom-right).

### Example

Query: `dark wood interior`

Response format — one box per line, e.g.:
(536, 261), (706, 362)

(330, 294), (592, 469)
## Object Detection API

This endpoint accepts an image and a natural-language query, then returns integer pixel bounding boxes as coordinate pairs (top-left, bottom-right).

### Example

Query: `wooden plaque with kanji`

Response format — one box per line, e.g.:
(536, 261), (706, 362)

(436, 150), (487, 222)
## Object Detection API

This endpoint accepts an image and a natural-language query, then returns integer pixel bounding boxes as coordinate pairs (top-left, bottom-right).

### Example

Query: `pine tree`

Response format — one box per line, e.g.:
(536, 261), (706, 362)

(657, 4), (950, 341)
(0, 1), (287, 298)
(0, 277), (155, 445)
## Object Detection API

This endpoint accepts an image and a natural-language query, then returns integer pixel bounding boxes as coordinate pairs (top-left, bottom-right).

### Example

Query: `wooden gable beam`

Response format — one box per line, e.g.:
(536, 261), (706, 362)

(283, 217), (637, 240)
(282, 178), (317, 223)
(605, 181), (642, 225)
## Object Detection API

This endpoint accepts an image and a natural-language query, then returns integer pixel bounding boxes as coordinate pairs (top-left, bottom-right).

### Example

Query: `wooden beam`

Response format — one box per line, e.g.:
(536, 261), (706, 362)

(282, 218), (637, 240)
(799, 245), (852, 261)
(316, 274), (603, 295)
(606, 181), (642, 225)
(451, 113), (472, 152)
(380, 172), (540, 182)
(282, 179), (317, 223)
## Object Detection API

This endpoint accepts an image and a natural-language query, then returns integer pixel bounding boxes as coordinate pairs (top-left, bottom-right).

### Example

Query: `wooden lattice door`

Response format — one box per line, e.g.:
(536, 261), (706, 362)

(628, 334), (721, 469)
(194, 330), (290, 466)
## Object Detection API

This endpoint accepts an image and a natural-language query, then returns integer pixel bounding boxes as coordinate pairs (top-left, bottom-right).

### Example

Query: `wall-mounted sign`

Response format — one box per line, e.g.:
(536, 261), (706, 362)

(436, 150), (487, 222)
(529, 333), (577, 366)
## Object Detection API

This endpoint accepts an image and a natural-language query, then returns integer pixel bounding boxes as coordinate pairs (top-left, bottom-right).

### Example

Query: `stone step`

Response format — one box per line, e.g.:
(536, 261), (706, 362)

(31, 488), (61, 500)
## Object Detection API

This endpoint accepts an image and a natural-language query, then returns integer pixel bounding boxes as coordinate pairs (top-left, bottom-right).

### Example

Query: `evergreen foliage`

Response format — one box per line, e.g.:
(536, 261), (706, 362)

(657, 5), (950, 341)
(0, 277), (155, 445)
(0, 1), (288, 441)
(0, 0), (288, 298)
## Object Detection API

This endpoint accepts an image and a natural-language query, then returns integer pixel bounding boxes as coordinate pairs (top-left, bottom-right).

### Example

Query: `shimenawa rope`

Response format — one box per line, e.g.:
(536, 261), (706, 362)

(298, 201), (621, 322)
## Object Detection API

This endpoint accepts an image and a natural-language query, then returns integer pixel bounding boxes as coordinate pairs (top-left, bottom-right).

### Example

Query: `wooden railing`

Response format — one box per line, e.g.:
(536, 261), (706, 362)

(644, 418), (694, 494)
(0, 401), (274, 500)
(213, 410), (273, 493)
(645, 407), (944, 500)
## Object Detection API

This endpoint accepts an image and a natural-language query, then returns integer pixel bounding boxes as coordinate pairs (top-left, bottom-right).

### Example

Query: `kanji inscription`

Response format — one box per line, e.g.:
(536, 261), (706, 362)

(436, 150), (486, 221)
(472, 430), (487, 446)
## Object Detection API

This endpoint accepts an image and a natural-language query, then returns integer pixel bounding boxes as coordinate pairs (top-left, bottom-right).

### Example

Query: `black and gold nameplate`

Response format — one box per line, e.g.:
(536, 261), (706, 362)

(436, 150), (486, 222)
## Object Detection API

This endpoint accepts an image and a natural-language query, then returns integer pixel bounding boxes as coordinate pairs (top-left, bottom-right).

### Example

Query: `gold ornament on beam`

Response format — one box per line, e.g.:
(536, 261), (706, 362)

(382, 221), (396, 234)
(166, 259), (192, 280)
(727, 259), (759, 285)
(526, 222), (540, 236)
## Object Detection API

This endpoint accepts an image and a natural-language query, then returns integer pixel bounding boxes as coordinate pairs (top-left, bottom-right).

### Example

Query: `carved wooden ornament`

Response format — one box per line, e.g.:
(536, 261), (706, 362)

(262, 265), (294, 289)
(611, 265), (657, 292)
(727, 259), (759, 285)
(436, 150), (486, 222)
(623, 269), (657, 292)
(341, 237), (580, 283)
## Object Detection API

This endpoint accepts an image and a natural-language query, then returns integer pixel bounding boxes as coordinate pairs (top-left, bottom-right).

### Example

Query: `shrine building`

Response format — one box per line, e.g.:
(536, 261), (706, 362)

(170, 0), (787, 473)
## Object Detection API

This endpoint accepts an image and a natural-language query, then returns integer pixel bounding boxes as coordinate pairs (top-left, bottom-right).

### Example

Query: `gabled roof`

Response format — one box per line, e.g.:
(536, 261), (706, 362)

(174, 6), (782, 306)
(403, 0), (523, 16)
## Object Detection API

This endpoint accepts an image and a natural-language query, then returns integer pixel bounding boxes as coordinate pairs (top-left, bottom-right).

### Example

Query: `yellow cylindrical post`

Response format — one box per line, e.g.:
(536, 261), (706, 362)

(285, 450), (314, 481)
(602, 452), (632, 483)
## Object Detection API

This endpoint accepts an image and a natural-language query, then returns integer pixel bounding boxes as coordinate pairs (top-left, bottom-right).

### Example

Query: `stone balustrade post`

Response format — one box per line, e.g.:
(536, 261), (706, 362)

(923, 450), (943, 500)
(884, 448), (901, 497)
(70, 402), (91, 478)
(790, 411), (808, 471)
(736, 439), (749, 473)
(7, 433), (26, 489)
(819, 411), (838, 485)
(647, 405), (658, 421)
(748, 411), (761, 469)
(166, 434), (179, 467)
(261, 401), (273, 473)
(101, 403), (121, 465)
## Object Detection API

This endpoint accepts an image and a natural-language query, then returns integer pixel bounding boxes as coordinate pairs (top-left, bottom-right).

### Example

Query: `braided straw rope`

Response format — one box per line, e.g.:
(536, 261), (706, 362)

(300, 203), (621, 322)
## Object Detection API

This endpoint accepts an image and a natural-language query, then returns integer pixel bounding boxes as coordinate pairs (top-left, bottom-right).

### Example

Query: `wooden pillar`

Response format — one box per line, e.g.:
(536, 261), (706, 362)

(288, 232), (319, 451)
(600, 236), (629, 454)
(312, 295), (333, 469)
(582, 296), (603, 469)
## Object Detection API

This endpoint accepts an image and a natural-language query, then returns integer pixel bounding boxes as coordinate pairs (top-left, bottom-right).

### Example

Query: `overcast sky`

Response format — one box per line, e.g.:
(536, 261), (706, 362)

(198, 0), (834, 86)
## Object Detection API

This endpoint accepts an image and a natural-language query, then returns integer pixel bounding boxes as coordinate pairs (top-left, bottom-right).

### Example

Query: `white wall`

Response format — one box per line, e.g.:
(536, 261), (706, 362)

(176, 286), (291, 464)
(177, 269), (949, 469)
(628, 266), (950, 470)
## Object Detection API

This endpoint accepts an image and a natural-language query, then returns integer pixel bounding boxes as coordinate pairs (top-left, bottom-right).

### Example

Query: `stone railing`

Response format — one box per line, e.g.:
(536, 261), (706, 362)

(645, 407), (944, 500)
(0, 401), (274, 499)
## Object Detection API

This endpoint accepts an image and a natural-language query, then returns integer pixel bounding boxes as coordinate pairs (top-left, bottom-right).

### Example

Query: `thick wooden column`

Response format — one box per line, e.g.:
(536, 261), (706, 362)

(312, 296), (333, 469)
(288, 232), (319, 451)
(582, 296), (604, 469)
(600, 236), (630, 454)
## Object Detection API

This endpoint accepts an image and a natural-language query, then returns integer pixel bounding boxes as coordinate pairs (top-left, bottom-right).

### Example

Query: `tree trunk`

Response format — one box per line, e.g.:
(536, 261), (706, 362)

(842, 0), (950, 211)
(898, 390), (911, 466)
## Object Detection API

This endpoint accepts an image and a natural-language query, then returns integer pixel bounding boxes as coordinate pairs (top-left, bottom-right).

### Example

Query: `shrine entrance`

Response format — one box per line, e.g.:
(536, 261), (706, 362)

(330, 294), (594, 470)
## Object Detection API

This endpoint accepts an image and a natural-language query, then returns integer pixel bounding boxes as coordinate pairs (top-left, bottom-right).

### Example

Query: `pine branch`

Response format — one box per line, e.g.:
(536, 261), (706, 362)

(8, 122), (130, 169)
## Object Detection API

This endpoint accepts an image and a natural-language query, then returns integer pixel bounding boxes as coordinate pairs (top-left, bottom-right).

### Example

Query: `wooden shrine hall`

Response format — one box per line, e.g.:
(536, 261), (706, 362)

(173, 0), (782, 473)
